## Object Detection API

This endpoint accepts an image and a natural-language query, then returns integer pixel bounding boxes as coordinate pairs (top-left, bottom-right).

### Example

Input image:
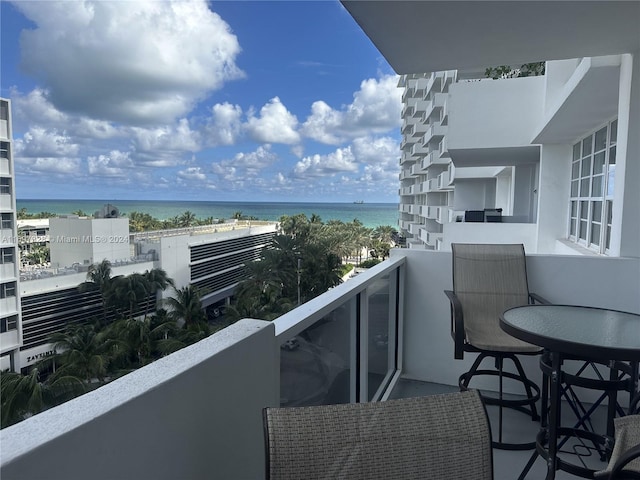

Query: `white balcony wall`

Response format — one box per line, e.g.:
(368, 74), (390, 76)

(0, 228), (13, 244)
(442, 223), (538, 252)
(448, 76), (544, 151)
(393, 249), (640, 400)
(0, 158), (10, 175)
(452, 178), (496, 211)
(0, 261), (16, 279)
(0, 193), (12, 211)
(0, 330), (19, 357)
(0, 319), (279, 480)
(0, 296), (17, 315)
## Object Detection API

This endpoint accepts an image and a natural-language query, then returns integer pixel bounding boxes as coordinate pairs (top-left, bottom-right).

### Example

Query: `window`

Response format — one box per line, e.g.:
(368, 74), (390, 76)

(1, 213), (12, 230)
(0, 247), (14, 264)
(0, 177), (10, 194)
(569, 119), (617, 254)
(0, 282), (16, 298)
(0, 142), (9, 160)
(0, 315), (18, 333)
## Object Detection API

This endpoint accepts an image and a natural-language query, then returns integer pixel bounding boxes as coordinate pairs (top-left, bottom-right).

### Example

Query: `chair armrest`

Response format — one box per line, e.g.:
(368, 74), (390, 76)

(609, 443), (640, 479)
(529, 292), (551, 305)
(444, 290), (465, 360)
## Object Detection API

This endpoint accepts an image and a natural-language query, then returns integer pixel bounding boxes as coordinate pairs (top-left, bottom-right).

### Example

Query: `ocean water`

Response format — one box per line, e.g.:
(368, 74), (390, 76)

(16, 199), (400, 229)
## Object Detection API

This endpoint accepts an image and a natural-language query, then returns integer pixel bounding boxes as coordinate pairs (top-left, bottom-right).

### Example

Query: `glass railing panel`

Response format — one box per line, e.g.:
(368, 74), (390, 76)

(366, 273), (394, 400)
(280, 297), (356, 407)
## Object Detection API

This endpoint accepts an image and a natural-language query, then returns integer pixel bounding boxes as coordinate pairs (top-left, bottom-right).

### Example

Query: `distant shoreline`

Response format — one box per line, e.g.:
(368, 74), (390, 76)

(17, 199), (399, 230)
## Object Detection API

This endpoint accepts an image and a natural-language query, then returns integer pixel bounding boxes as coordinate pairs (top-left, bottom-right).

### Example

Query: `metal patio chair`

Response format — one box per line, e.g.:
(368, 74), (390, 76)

(596, 393), (640, 480)
(445, 243), (549, 450)
(263, 390), (493, 480)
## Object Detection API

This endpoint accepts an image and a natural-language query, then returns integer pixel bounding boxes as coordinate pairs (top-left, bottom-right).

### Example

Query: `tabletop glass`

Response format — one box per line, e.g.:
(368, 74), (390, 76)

(500, 305), (640, 361)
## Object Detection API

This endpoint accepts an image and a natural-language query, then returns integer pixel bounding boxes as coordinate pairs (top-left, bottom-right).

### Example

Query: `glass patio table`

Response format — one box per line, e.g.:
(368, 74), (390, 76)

(500, 305), (640, 480)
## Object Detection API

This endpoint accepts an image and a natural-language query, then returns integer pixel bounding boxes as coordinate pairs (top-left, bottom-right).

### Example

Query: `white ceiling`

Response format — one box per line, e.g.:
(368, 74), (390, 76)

(342, 1), (640, 74)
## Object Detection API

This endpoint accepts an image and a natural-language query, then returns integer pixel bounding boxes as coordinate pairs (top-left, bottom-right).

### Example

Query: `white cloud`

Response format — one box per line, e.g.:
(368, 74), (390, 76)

(299, 101), (343, 145)
(15, 157), (82, 176)
(301, 75), (401, 144)
(177, 166), (208, 183)
(203, 102), (244, 146)
(212, 145), (277, 180)
(15, 127), (79, 157)
(11, 88), (68, 126)
(245, 97), (301, 144)
(293, 147), (357, 178)
(87, 150), (134, 177)
(351, 136), (399, 166)
(132, 119), (200, 153)
(15, 0), (245, 124)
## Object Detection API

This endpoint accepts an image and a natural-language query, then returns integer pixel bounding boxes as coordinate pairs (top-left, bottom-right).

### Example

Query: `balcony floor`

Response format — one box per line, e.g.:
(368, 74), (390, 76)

(390, 378), (613, 480)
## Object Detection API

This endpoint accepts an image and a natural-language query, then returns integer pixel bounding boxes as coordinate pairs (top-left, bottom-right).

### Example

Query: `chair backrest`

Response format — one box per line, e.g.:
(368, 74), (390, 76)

(263, 390), (493, 480)
(451, 243), (530, 346)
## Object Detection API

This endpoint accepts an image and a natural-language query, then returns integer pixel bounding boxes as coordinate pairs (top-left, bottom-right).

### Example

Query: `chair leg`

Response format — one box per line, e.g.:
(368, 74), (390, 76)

(458, 352), (541, 450)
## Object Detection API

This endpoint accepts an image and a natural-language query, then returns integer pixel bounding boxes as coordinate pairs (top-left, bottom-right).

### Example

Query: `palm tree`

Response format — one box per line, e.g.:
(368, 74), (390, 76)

(165, 285), (206, 327)
(78, 259), (116, 322)
(178, 210), (197, 227)
(110, 273), (150, 319)
(143, 269), (174, 317)
(1, 368), (84, 428)
(372, 225), (396, 244)
(48, 324), (113, 383)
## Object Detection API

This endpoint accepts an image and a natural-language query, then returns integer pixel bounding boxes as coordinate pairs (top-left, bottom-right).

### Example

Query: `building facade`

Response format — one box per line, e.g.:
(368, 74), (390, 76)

(381, 3), (640, 257)
(0, 98), (22, 371)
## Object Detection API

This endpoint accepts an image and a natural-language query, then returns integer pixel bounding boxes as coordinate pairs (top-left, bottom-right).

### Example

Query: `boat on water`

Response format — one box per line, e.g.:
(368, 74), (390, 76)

(353, 200), (364, 204)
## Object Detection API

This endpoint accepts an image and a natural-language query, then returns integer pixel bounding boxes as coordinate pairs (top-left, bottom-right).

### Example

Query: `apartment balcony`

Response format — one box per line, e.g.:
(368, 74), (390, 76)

(0, 261), (16, 280)
(399, 151), (413, 165)
(422, 92), (447, 121)
(425, 230), (443, 247)
(407, 121), (428, 138)
(401, 103), (415, 118)
(425, 71), (445, 97)
(421, 124), (447, 147)
(438, 136), (450, 159)
(408, 222), (422, 235)
(0, 158), (10, 176)
(426, 177), (439, 193)
(443, 70), (457, 89)
(400, 136), (414, 151)
(410, 142), (429, 157)
(425, 205), (437, 220)
(2, 251), (639, 479)
(420, 151), (449, 171)
(436, 206), (452, 225)
(437, 170), (454, 191)
(0, 193), (12, 212)
(409, 163), (423, 176)
(399, 167), (414, 180)
(0, 228), (14, 246)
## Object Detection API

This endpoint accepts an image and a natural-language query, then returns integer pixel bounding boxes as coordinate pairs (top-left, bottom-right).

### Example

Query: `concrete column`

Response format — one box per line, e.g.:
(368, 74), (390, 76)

(610, 52), (640, 258)
(536, 145), (572, 254)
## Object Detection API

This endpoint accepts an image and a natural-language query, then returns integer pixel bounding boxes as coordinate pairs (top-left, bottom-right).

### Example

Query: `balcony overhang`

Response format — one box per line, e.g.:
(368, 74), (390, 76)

(449, 146), (540, 168)
(532, 56), (621, 144)
(341, 1), (640, 74)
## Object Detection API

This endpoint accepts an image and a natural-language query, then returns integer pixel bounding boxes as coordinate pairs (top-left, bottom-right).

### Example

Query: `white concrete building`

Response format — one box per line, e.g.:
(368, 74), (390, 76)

(384, 2), (640, 257)
(0, 98), (22, 371)
(49, 216), (131, 269)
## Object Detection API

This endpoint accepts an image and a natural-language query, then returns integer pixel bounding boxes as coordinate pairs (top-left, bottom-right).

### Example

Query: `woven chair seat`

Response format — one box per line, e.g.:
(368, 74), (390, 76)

(595, 415), (640, 479)
(264, 390), (493, 480)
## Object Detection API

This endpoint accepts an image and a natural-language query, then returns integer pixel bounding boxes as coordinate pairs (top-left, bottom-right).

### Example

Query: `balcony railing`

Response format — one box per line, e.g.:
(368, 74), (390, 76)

(3, 250), (638, 480)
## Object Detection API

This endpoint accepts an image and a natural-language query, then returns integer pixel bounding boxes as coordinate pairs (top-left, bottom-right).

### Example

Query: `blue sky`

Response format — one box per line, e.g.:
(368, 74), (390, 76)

(1, 1), (402, 203)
